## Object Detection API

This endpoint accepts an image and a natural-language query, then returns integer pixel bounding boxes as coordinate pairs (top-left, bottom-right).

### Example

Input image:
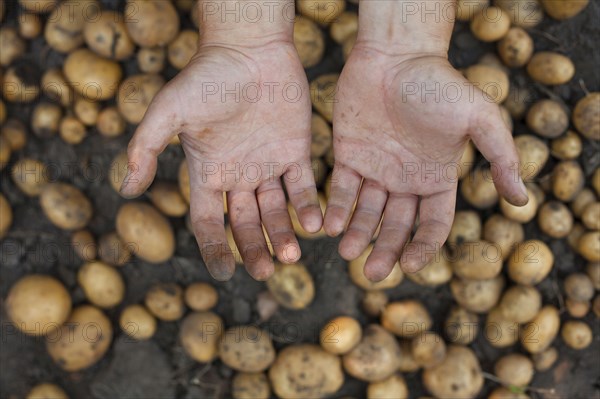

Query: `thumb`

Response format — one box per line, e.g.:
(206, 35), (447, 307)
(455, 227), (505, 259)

(469, 104), (529, 207)
(120, 90), (181, 199)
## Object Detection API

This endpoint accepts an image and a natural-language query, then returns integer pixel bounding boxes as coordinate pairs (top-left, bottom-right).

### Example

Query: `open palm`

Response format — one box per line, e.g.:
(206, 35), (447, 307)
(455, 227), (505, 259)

(121, 44), (321, 281)
(325, 47), (528, 281)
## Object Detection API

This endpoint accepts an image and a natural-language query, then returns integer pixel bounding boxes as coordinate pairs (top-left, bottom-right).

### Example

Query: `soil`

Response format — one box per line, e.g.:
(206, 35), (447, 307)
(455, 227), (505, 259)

(1, 1), (600, 399)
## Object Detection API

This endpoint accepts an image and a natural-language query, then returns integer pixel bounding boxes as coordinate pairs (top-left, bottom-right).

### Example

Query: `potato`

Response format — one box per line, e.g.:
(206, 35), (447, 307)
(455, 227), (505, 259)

(293, 16), (325, 69)
(551, 130), (582, 160)
(452, 240), (503, 280)
(561, 320), (592, 349)
(381, 300), (431, 338)
(541, 0), (589, 19)
(297, 0), (346, 25)
(46, 305), (112, 371)
(119, 304), (157, 340)
(147, 182), (188, 218)
(504, 86), (532, 119)
(116, 202), (175, 263)
(310, 113), (332, 158)
(532, 346), (558, 371)
(219, 326), (276, 372)
(44, 0), (93, 51)
(406, 248), (453, 286)
(526, 99), (569, 138)
(145, 283), (185, 321)
(266, 262), (315, 309)
(19, 13), (43, 39)
(310, 74), (339, 122)
(513, 135), (548, 181)
(74, 96), (100, 126)
(444, 306), (478, 345)
(270, 344), (344, 398)
(32, 102), (62, 138)
(98, 232), (132, 266)
(367, 373), (409, 399)
(498, 285), (541, 323)
(464, 64), (509, 103)
(2, 64), (40, 103)
(6, 275), (71, 336)
(362, 290), (388, 317)
(0, 27), (26, 66)
(500, 188), (538, 223)
(343, 324), (401, 382)
(184, 282), (218, 311)
(117, 73), (165, 124)
(42, 69), (73, 106)
(64, 49), (122, 101)
(460, 167), (499, 209)
(84, 10), (135, 60)
(232, 372), (270, 399)
(78, 261), (125, 308)
(508, 240), (553, 285)
(59, 116), (87, 145)
(552, 160), (584, 202)
(411, 332), (446, 369)
(330, 11), (358, 44)
(537, 201), (573, 238)
(527, 52), (575, 85)
(320, 316), (362, 355)
(450, 275), (505, 313)
(485, 306), (519, 347)
(566, 298), (590, 318)
(97, 106), (127, 137)
(521, 305), (560, 353)
(137, 46), (167, 73)
(447, 211), (481, 246)
(587, 262), (600, 290)
(571, 189), (596, 219)
(180, 311), (223, 362)
(527, 182), (546, 205)
(582, 202), (600, 230)
(495, 0), (544, 28)
(19, 0), (58, 12)
(1, 119), (25, 151)
(40, 183), (93, 230)
(348, 245), (404, 290)
(125, 0), (179, 47)
(564, 273), (594, 302)
(572, 93), (600, 140)
(488, 387), (530, 399)
(70, 230), (96, 261)
(567, 223), (585, 251)
(11, 158), (48, 197)
(423, 345), (483, 399)
(495, 354), (534, 387)
(168, 30), (198, 69)
(470, 7), (510, 42)
(397, 340), (421, 373)
(456, 0), (489, 21)
(26, 383), (68, 399)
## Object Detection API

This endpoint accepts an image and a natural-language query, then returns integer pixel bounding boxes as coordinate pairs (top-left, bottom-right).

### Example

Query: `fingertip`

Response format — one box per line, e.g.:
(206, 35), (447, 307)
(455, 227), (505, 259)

(279, 242), (301, 264)
(207, 260), (236, 281)
(338, 234), (366, 261)
(248, 259), (275, 281)
(298, 207), (323, 233)
(364, 263), (392, 282)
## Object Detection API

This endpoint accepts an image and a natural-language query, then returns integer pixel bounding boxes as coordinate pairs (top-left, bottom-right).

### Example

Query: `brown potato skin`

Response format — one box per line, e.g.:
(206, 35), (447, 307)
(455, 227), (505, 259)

(84, 10), (135, 60)
(145, 283), (185, 321)
(219, 326), (276, 372)
(40, 183), (93, 230)
(294, 16), (325, 68)
(117, 74), (165, 124)
(423, 345), (483, 399)
(527, 52), (575, 85)
(64, 49), (122, 101)
(541, 0), (589, 19)
(125, 0), (180, 47)
(180, 311), (223, 363)
(573, 93), (600, 141)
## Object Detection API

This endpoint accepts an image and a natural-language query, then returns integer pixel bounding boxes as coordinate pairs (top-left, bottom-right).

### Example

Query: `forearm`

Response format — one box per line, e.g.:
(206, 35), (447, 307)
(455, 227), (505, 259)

(357, 0), (456, 57)
(198, 0), (295, 47)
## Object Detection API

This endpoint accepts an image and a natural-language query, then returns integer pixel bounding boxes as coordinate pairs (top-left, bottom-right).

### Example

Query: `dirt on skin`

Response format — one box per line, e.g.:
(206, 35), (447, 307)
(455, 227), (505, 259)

(1, 1), (599, 398)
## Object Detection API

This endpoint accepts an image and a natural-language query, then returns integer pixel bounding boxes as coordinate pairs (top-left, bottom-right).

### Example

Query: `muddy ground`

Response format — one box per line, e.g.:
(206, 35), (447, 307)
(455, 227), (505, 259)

(1, 1), (600, 398)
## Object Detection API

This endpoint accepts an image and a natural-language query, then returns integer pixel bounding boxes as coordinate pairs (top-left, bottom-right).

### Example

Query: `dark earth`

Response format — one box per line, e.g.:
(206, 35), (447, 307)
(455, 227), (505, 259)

(1, 0), (600, 398)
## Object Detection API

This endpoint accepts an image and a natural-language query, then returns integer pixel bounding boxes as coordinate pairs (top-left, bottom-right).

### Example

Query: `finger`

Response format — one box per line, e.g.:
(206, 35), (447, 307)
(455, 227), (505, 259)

(227, 190), (274, 281)
(339, 180), (388, 261)
(284, 161), (322, 233)
(257, 179), (301, 264)
(120, 90), (181, 198)
(469, 106), (528, 206)
(400, 189), (456, 273)
(364, 194), (418, 281)
(323, 163), (362, 237)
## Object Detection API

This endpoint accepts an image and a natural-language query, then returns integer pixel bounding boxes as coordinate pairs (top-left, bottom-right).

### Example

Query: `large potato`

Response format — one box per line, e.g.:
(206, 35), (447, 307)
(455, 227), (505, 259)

(40, 183), (93, 230)
(269, 344), (344, 398)
(498, 27), (534, 68)
(125, 0), (180, 47)
(508, 240), (554, 285)
(115, 202), (175, 263)
(232, 372), (270, 399)
(464, 64), (509, 103)
(117, 73), (165, 124)
(46, 305), (113, 371)
(423, 345), (483, 399)
(77, 261), (125, 308)
(527, 52), (575, 85)
(84, 10), (135, 60)
(266, 262), (315, 309)
(526, 99), (569, 138)
(452, 240), (503, 280)
(44, 1), (97, 53)
(145, 283), (185, 321)
(552, 161), (584, 202)
(219, 326), (276, 372)
(381, 300), (431, 338)
(450, 275), (505, 313)
(180, 311), (223, 362)
(498, 284), (541, 323)
(6, 275), (71, 336)
(541, 0), (589, 19)
(349, 245), (404, 290)
(367, 373), (409, 399)
(521, 305), (560, 353)
(64, 49), (122, 100)
(294, 16), (325, 68)
(572, 92), (600, 141)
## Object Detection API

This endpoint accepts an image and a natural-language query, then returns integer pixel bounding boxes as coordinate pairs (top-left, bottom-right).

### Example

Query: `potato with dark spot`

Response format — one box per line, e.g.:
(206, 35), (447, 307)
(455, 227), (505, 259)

(423, 345), (483, 399)
(572, 93), (600, 140)
(561, 320), (592, 349)
(266, 262), (315, 309)
(84, 10), (135, 60)
(219, 326), (276, 372)
(59, 116), (87, 145)
(138, 46), (167, 73)
(168, 30), (198, 70)
(125, 0), (180, 47)
(521, 305), (560, 353)
(40, 183), (93, 230)
(310, 74), (339, 122)
(447, 211), (481, 246)
(180, 311), (223, 362)
(381, 300), (431, 338)
(450, 275), (505, 313)
(98, 232), (132, 266)
(527, 52), (575, 85)
(444, 306), (478, 345)
(294, 16), (325, 68)
(526, 99), (569, 138)
(232, 372), (270, 399)
(498, 27), (533, 68)
(537, 201), (573, 238)
(552, 161), (584, 202)
(145, 283), (185, 321)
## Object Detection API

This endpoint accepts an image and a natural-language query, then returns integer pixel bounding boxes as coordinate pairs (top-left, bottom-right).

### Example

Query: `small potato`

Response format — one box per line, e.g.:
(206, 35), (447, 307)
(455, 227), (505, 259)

(46, 305), (113, 371)
(423, 345), (483, 399)
(64, 49), (122, 101)
(75, 97), (99, 125)
(541, 0), (589, 19)
(116, 202), (175, 263)
(84, 10), (135, 60)
(125, 0), (180, 47)
(19, 13), (43, 39)
(297, 0), (346, 25)
(137, 47), (167, 73)
(564, 273), (595, 302)
(526, 99), (569, 138)
(97, 106), (127, 137)
(42, 69), (74, 106)
(514, 134), (549, 180)
(495, 0), (544, 28)
(145, 283), (185, 321)
(71, 229), (96, 262)
(447, 211), (481, 246)
(119, 304), (157, 340)
(498, 284), (541, 323)
(381, 300), (431, 338)
(582, 202), (600, 230)
(168, 30), (198, 69)
(6, 275), (71, 336)
(450, 275), (505, 313)
(78, 261), (125, 308)
(1, 119), (27, 150)
(571, 188), (596, 218)
(270, 344), (344, 398)
(180, 311), (223, 362)
(456, 0), (489, 21)
(552, 160), (584, 202)
(470, 7), (510, 42)
(266, 262), (315, 309)
(551, 130), (582, 160)
(532, 346), (558, 371)
(294, 16), (325, 68)
(184, 282), (218, 311)
(232, 373), (270, 399)
(311, 113), (332, 158)
(343, 324), (401, 382)
(452, 240), (503, 280)
(0, 27), (26, 66)
(537, 201), (573, 238)
(320, 316), (362, 355)
(527, 52), (575, 85)
(117, 73), (165, 124)
(460, 168), (499, 209)
(2, 64), (40, 103)
(587, 262), (600, 290)
(566, 298), (590, 318)
(495, 354), (534, 387)
(464, 64), (509, 103)
(32, 102), (62, 138)
(508, 240), (554, 285)
(561, 320), (592, 349)
(26, 383), (68, 399)
(498, 27), (533, 67)
(499, 188), (538, 223)
(108, 151), (128, 193)
(147, 182), (188, 217)
(219, 326), (276, 372)
(310, 74), (339, 122)
(485, 306), (519, 347)
(330, 11), (358, 44)
(411, 332), (446, 369)
(521, 305), (560, 354)
(98, 232), (132, 266)
(367, 373), (409, 399)
(59, 116), (87, 145)
(12, 158), (48, 197)
(40, 183), (93, 230)
(444, 306), (478, 345)
(572, 93), (600, 141)
(406, 248), (453, 287)
(362, 290), (388, 317)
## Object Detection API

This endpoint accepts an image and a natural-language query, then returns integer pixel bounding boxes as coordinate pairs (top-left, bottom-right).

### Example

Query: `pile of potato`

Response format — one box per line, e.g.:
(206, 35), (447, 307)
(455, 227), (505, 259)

(1, 0), (598, 398)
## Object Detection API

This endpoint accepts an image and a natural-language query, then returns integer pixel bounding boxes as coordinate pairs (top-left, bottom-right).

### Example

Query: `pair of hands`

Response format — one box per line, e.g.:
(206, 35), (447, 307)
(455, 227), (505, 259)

(120, 39), (527, 282)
